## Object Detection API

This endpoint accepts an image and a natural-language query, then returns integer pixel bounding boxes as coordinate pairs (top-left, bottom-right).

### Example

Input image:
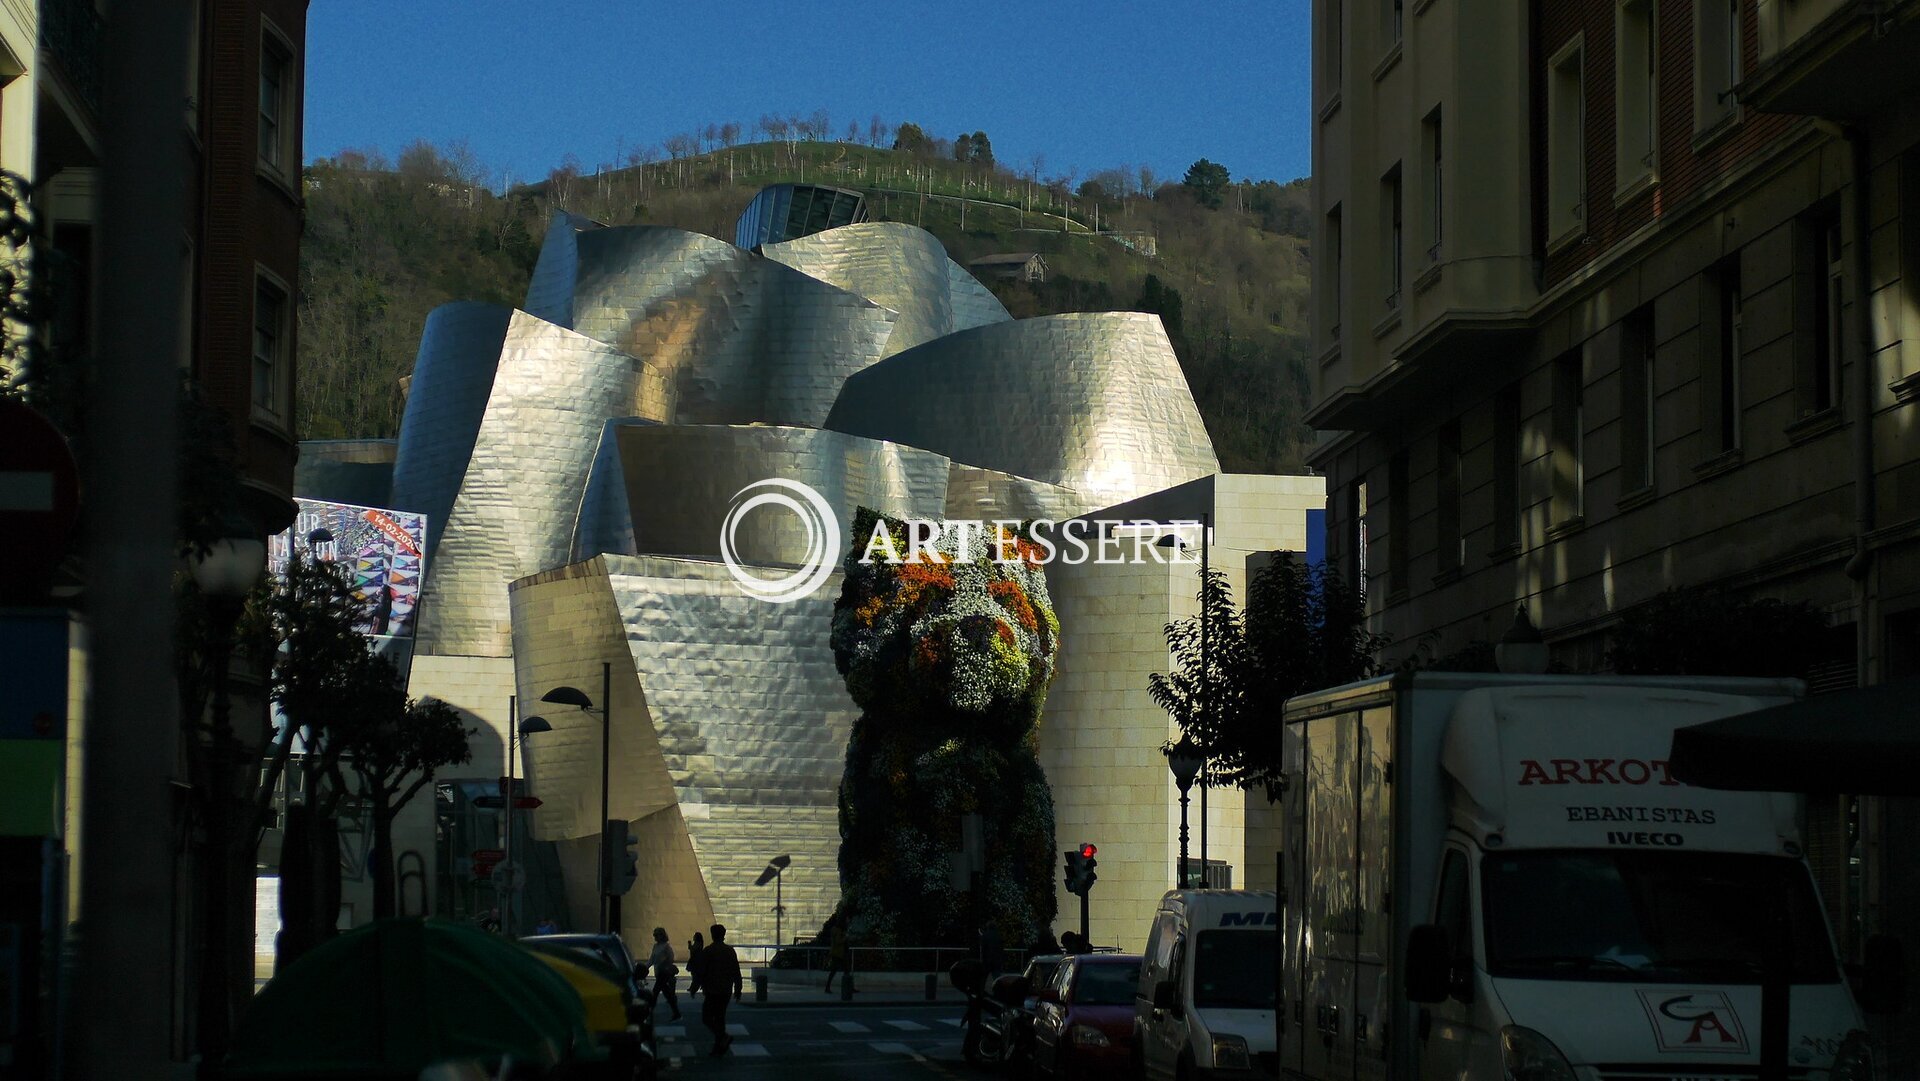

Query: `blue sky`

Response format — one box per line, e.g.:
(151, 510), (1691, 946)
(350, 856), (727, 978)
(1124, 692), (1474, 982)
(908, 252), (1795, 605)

(305, 0), (1312, 190)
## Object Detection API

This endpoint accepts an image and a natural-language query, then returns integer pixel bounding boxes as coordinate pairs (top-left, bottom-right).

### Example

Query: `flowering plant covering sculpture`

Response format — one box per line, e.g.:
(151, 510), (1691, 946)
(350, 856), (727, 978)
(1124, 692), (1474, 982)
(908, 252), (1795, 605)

(830, 508), (1059, 947)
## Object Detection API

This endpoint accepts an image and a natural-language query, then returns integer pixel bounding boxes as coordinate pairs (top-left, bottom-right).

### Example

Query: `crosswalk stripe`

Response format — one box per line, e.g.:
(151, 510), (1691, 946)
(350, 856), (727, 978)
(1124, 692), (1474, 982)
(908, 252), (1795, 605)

(726, 1023), (749, 1036)
(870, 1041), (915, 1054)
(731, 1043), (770, 1057)
(655, 1025), (686, 1038)
(657, 1044), (691, 1060)
(884, 1019), (929, 1031)
(939, 1018), (965, 1028)
(828, 1021), (870, 1033)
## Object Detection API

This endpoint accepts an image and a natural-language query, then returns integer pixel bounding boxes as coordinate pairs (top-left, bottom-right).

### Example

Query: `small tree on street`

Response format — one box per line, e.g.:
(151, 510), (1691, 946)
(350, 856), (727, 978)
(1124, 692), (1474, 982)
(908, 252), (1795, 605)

(1153, 555), (1387, 800)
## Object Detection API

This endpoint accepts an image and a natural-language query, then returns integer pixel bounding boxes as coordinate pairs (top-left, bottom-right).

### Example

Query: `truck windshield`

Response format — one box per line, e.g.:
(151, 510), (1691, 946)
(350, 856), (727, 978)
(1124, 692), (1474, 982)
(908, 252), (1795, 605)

(1194, 930), (1277, 1009)
(1481, 850), (1838, 984)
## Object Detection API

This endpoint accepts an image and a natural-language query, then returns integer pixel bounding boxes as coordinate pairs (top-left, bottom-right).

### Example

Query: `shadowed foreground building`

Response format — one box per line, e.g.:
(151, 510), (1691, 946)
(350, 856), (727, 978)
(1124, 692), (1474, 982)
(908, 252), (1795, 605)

(1309, 0), (1920, 1058)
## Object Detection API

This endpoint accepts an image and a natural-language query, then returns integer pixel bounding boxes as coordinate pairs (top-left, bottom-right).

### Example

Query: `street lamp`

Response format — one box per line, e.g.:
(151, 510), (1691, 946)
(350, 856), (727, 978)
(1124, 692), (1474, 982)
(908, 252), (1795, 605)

(1166, 736), (1204, 889)
(755, 854), (793, 945)
(543, 662), (612, 933)
(187, 521), (266, 1058)
(1495, 606), (1549, 675)
(1157, 512), (1212, 886)
(502, 700), (552, 936)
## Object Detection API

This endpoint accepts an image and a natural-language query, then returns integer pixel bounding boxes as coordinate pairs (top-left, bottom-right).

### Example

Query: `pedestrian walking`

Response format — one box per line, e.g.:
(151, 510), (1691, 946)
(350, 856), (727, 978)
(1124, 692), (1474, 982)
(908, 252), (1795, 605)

(686, 931), (706, 998)
(649, 927), (682, 1021)
(979, 920), (1003, 979)
(822, 913), (852, 994)
(701, 923), (744, 1057)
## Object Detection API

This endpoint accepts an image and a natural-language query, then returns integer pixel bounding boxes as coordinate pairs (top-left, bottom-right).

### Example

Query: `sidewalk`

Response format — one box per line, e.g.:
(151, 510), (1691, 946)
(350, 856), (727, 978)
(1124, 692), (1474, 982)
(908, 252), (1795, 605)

(732, 969), (971, 1008)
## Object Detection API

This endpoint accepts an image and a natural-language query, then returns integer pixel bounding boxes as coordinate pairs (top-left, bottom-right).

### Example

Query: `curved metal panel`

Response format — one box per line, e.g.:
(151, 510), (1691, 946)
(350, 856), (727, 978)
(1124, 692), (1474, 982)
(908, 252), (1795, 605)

(824, 312), (1221, 508)
(761, 222), (1011, 356)
(389, 301), (513, 557)
(947, 259), (1016, 333)
(414, 311), (671, 657)
(294, 439), (397, 509)
(557, 225), (901, 427)
(570, 423), (950, 564)
(510, 554), (861, 945)
(522, 211), (603, 328)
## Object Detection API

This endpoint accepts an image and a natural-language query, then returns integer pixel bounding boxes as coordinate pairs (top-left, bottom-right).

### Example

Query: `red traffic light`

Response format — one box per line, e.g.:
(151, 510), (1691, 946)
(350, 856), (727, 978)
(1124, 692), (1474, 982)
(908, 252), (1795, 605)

(1079, 843), (1097, 858)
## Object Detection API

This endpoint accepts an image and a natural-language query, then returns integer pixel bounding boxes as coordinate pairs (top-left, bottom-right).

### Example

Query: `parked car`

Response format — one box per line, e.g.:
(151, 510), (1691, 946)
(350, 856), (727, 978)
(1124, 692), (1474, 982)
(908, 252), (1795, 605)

(1031, 953), (1143, 1080)
(520, 933), (656, 1079)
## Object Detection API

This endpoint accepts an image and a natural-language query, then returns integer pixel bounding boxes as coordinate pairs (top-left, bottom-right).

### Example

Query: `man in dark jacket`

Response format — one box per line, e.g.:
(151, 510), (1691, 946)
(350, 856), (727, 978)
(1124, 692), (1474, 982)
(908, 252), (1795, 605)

(701, 923), (744, 1056)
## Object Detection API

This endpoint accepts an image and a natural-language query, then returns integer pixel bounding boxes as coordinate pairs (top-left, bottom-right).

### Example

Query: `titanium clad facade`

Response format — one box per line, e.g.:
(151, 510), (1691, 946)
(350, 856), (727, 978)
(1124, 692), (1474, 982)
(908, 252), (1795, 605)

(825, 312), (1222, 509)
(761, 222), (1011, 355)
(733, 183), (869, 249)
(389, 302), (514, 557)
(415, 311), (672, 657)
(552, 225), (901, 427)
(522, 211), (603, 328)
(511, 555), (857, 946)
(293, 439), (398, 510)
(570, 423), (950, 566)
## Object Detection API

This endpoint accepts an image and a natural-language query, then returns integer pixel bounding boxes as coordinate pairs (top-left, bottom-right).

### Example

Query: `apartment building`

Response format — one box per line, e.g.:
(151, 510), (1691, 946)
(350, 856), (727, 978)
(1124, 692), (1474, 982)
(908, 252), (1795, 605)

(1310, 0), (1920, 1056)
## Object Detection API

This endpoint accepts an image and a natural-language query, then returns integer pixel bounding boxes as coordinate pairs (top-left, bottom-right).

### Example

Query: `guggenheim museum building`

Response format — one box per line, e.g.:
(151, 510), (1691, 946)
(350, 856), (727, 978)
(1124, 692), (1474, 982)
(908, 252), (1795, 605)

(291, 184), (1323, 951)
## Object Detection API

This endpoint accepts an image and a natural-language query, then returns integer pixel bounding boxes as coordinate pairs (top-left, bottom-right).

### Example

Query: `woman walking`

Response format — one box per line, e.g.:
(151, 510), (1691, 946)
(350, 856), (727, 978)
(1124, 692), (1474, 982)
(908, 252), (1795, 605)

(649, 927), (682, 1022)
(685, 931), (707, 998)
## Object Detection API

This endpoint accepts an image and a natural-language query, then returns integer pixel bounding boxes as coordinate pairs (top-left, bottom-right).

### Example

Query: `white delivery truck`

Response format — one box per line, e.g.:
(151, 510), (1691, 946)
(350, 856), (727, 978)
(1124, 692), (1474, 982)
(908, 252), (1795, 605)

(1277, 672), (1880, 1081)
(1135, 889), (1279, 1080)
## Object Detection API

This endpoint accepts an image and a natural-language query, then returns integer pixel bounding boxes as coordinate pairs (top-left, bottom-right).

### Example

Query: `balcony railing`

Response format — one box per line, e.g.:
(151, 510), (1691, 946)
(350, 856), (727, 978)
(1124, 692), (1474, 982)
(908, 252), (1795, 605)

(41, 0), (104, 119)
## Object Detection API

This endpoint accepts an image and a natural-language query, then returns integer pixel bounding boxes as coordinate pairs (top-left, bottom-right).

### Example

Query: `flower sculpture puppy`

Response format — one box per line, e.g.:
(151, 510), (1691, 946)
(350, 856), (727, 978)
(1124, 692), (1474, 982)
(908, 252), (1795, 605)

(830, 509), (1060, 948)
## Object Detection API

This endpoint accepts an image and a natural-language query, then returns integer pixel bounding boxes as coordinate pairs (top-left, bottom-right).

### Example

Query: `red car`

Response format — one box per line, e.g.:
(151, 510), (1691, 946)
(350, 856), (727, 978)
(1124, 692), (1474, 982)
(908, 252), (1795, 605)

(1030, 953), (1143, 1079)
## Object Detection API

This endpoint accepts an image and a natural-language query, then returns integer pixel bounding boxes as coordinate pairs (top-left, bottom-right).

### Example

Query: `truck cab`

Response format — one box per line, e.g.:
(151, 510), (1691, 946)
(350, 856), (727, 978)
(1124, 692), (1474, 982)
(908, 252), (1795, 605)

(1278, 673), (1876, 1081)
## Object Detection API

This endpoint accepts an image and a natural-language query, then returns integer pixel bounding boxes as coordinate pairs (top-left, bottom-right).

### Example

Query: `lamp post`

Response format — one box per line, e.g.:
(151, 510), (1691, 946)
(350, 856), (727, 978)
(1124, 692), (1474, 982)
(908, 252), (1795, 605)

(1166, 736), (1204, 889)
(188, 524), (267, 1059)
(755, 855), (793, 946)
(543, 661), (612, 933)
(503, 700), (552, 936)
(1158, 512), (1211, 887)
(1495, 606), (1549, 675)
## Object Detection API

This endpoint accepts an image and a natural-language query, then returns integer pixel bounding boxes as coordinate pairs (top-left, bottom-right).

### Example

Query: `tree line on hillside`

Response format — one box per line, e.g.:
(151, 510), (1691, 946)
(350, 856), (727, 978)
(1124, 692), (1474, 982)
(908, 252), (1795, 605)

(299, 133), (1316, 470)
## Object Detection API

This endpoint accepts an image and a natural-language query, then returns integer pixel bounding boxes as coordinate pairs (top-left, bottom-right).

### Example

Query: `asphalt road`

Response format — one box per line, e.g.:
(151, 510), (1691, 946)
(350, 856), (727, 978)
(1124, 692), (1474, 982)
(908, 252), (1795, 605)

(650, 1000), (976, 1080)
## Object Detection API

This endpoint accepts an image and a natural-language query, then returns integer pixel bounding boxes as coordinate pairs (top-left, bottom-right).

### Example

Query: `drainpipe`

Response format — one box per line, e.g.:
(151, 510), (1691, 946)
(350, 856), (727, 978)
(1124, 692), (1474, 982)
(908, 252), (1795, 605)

(1841, 127), (1874, 619)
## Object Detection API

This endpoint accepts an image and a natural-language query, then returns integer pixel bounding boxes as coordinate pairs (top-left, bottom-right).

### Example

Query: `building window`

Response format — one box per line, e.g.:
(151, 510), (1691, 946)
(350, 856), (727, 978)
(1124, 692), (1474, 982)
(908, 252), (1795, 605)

(1798, 205), (1843, 416)
(1324, 0), (1345, 91)
(1547, 37), (1587, 244)
(259, 25), (294, 172)
(1348, 479), (1369, 598)
(1615, 0), (1658, 191)
(1384, 0), (1402, 43)
(1436, 421), (1463, 573)
(1383, 165), (1403, 309)
(1493, 384), (1521, 552)
(1326, 204), (1343, 338)
(1387, 451), (1409, 595)
(1621, 306), (1656, 493)
(1551, 350), (1585, 523)
(1695, 0), (1741, 133)
(253, 273), (289, 419)
(1708, 256), (1744, 453)
(1423, 107), (1443, 258)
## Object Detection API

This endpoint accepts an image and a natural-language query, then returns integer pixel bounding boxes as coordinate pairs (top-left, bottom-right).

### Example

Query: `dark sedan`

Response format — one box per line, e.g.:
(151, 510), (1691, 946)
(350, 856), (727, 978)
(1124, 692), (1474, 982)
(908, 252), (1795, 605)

(1031, 953), (1143, 1079)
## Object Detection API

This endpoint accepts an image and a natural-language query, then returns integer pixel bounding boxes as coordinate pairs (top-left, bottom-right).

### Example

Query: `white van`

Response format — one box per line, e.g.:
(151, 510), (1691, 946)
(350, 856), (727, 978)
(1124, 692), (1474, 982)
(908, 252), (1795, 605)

(1133, 889), (1277, 1080)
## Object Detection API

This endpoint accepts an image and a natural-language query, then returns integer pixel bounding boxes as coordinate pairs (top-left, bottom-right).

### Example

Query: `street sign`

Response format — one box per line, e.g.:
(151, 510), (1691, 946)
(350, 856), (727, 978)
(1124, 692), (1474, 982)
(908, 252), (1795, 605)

(471, 795), (505, 809)
(512, 796), (543, 809)
(0, 400), (80, 603)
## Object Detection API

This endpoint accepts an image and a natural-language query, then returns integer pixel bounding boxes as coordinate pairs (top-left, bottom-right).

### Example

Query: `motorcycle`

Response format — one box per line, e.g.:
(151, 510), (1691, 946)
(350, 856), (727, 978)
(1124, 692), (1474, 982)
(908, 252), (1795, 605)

(950, 961), (1035, 1072)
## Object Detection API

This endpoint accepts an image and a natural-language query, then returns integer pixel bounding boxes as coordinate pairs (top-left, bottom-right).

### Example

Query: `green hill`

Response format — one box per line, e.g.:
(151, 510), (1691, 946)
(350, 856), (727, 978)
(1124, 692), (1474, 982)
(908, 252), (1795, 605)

(298, 137), (1313, 472)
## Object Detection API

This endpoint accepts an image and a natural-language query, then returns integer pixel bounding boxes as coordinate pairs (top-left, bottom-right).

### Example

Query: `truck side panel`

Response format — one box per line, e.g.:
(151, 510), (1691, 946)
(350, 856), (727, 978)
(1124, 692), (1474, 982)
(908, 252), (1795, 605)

(1355, 708), (1391, 1081)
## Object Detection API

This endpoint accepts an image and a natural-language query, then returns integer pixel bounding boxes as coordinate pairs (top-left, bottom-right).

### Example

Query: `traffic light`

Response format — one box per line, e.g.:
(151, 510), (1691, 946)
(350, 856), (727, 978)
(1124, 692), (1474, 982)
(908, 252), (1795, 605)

(603, 819), (640, 896)
(1064, 842), (1098, 895)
